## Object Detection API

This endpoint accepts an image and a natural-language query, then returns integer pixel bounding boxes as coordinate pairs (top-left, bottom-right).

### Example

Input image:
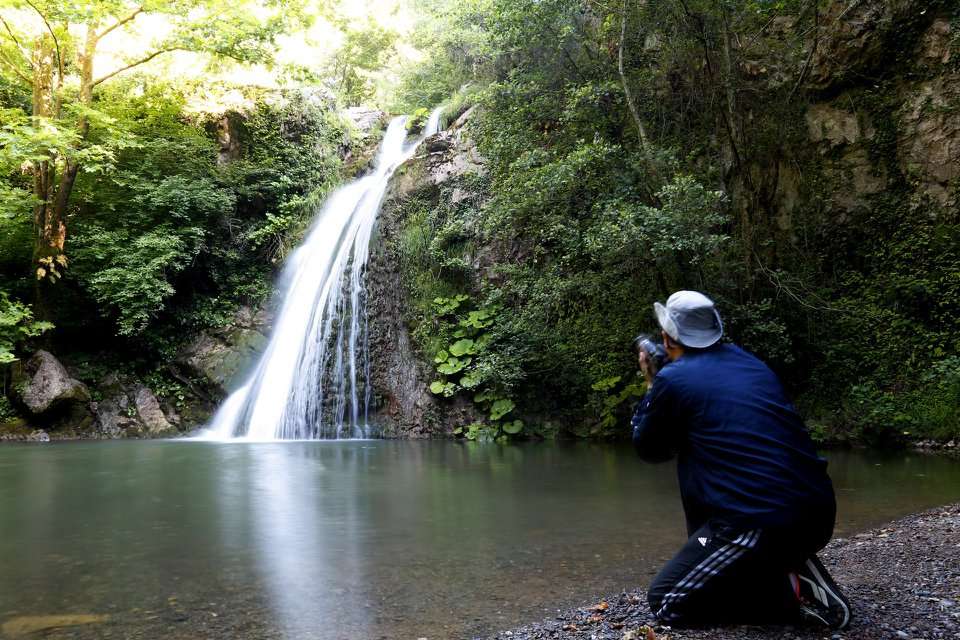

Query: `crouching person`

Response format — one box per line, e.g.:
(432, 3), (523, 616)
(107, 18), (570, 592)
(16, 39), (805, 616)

(632, 291), (851, 630)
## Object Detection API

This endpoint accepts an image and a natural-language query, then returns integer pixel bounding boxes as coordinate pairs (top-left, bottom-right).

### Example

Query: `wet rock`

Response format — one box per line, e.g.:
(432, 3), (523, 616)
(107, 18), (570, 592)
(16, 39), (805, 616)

(92, 400), (124, 438)
(0, 417), (30, 440)
(26, 429), (49, 442)
(16, 350), (90, 415)
(366, 107), (488, 436)
(344, 107), (387, 139)
(176, 307), (270, 395)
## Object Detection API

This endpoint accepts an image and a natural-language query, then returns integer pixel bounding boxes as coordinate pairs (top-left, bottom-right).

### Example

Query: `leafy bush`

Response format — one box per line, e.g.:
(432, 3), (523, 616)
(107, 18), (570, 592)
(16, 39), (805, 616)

(0, 293), (52, 364)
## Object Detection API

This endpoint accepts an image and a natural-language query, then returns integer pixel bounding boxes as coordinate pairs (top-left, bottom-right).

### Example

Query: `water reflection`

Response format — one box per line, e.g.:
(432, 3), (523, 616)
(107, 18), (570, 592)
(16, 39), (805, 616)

(0, 442), (958, 639)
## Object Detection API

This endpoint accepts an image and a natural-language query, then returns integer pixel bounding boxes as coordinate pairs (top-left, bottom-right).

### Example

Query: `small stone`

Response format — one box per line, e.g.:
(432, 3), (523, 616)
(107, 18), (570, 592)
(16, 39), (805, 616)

(896, 631), (910, 639)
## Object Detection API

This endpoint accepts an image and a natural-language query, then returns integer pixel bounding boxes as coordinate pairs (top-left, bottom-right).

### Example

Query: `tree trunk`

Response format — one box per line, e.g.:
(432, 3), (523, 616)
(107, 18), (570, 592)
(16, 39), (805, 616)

(618, 0), (650, 154)
(31, 24), (96, 312)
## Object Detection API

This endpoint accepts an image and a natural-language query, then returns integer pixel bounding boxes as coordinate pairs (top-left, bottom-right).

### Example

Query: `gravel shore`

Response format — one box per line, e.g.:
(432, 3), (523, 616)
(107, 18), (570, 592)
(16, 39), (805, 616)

(489, 503), (960, 640)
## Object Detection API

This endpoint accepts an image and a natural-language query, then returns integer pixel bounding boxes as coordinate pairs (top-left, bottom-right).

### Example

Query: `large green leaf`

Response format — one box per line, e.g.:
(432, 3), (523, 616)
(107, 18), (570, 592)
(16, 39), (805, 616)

(449, 338), (476, 357)
(489, 398), (515, 420)
(437, 356), (471, 375)
(460, 370), (483, 388)
(502, 419), (524, 435)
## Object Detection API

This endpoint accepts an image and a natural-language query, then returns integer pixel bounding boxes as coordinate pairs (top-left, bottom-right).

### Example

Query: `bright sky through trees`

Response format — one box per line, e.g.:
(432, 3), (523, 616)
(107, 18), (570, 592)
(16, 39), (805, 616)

(0, 0), (418, 114)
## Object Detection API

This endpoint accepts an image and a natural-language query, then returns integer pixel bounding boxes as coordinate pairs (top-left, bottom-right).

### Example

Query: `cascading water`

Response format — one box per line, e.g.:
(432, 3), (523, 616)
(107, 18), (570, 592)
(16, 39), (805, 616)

(206, 108), (443, 440)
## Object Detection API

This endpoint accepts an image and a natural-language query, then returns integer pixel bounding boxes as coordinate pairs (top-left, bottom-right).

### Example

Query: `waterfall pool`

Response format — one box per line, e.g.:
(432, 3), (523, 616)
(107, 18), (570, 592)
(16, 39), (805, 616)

(0, 440), (958, 639)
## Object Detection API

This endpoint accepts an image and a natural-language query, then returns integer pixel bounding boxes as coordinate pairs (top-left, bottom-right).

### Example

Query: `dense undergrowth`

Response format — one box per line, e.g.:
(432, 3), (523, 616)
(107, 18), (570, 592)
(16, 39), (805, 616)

(1, 79), (356, 401)
(385, 0), (960, 444)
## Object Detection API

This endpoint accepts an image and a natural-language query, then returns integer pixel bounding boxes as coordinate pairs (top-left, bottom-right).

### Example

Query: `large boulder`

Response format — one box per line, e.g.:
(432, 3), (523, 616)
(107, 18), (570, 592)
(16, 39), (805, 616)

(89, 373), (184, 438)
(17, 350), (90, 416)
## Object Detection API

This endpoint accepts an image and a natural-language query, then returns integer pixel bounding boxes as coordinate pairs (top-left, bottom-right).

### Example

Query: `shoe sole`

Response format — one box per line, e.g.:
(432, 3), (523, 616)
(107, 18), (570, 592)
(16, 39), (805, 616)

(799, 558), (851, 630)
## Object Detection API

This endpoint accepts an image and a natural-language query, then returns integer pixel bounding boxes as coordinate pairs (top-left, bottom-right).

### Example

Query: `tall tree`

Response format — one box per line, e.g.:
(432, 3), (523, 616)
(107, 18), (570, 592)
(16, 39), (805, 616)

(0, 0), (298, 311)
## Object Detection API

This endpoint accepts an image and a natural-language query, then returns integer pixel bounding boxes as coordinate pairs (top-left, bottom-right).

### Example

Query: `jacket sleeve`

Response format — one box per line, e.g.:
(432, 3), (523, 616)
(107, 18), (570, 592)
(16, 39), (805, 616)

(631, 375), (680, 463)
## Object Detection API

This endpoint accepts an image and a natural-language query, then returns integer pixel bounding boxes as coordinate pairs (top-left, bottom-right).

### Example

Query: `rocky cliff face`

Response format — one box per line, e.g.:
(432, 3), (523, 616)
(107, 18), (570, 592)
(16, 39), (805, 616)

(777, 3), (957, 227)
(365, 109), (487, 436)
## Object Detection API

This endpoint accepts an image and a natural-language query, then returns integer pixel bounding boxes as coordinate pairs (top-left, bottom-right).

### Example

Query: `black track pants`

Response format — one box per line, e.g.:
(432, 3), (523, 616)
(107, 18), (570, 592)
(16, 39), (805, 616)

(648, 518), (831, 626)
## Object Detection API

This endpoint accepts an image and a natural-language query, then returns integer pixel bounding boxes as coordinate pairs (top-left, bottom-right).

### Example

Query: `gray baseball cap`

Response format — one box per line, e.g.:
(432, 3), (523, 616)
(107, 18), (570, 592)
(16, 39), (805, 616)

(653, 290), (723, 349)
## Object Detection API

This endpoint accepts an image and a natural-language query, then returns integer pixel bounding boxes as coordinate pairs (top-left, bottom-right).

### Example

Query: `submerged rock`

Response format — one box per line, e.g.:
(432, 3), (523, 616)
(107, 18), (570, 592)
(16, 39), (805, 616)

(1, 614), (109, 637)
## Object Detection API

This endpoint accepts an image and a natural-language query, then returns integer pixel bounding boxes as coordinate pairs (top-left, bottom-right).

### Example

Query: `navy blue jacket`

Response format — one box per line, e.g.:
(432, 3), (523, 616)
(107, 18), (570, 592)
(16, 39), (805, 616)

(632, 343), (835, 533)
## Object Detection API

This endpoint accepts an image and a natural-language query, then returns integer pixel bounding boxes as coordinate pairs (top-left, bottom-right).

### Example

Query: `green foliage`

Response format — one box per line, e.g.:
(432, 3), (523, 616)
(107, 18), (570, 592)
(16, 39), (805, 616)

(0, 292), (53, 364)
(593, 375), (647, 436)
(0, 394), (16, 421)
(392, 0), (960, 445)
(143, 370), (189, 409)
(74, 226), (204, 336)
(229, 95), (349, 260)
(325, 15), (399, 106)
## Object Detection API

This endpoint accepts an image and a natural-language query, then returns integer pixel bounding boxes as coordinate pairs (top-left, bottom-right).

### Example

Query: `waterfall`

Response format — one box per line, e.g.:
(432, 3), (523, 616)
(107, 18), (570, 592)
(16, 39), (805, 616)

(205, 108), (443, 440)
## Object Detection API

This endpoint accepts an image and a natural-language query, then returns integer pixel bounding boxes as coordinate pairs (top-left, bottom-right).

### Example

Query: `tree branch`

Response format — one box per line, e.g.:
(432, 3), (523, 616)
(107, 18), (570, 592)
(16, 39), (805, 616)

(96, 6), (143, 41)
(92, 47), (177, 87)
(0, 15), (32, 67)
(0, 49), (31, 84)
(22, 0), (63, 82)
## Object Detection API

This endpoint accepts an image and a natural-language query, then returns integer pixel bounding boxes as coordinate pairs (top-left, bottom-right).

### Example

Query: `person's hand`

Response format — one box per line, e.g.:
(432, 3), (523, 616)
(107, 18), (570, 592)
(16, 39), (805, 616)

(638, 350), (655, 386)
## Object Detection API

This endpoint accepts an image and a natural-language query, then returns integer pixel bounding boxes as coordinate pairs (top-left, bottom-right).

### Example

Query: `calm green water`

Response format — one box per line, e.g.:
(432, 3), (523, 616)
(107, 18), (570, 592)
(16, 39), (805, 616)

(0, 441), (958, 639)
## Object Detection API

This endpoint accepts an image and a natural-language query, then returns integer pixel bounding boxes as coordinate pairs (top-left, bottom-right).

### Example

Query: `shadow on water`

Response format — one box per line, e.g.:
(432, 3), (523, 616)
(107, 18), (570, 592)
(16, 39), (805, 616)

(0, 441), (957, 639)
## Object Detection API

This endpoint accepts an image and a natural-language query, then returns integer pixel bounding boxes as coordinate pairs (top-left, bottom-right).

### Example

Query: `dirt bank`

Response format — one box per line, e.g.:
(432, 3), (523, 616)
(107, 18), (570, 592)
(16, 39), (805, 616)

(489, 503), (960, 640)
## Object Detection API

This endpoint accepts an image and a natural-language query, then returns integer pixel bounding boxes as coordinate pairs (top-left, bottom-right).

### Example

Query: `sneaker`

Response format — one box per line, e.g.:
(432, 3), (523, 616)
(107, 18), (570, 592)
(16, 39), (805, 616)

(790, 556), (851, 630)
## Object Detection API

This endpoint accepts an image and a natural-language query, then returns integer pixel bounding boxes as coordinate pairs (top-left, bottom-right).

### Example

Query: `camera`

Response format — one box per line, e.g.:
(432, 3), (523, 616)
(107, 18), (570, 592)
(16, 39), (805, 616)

(632, 333), (669, 374)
